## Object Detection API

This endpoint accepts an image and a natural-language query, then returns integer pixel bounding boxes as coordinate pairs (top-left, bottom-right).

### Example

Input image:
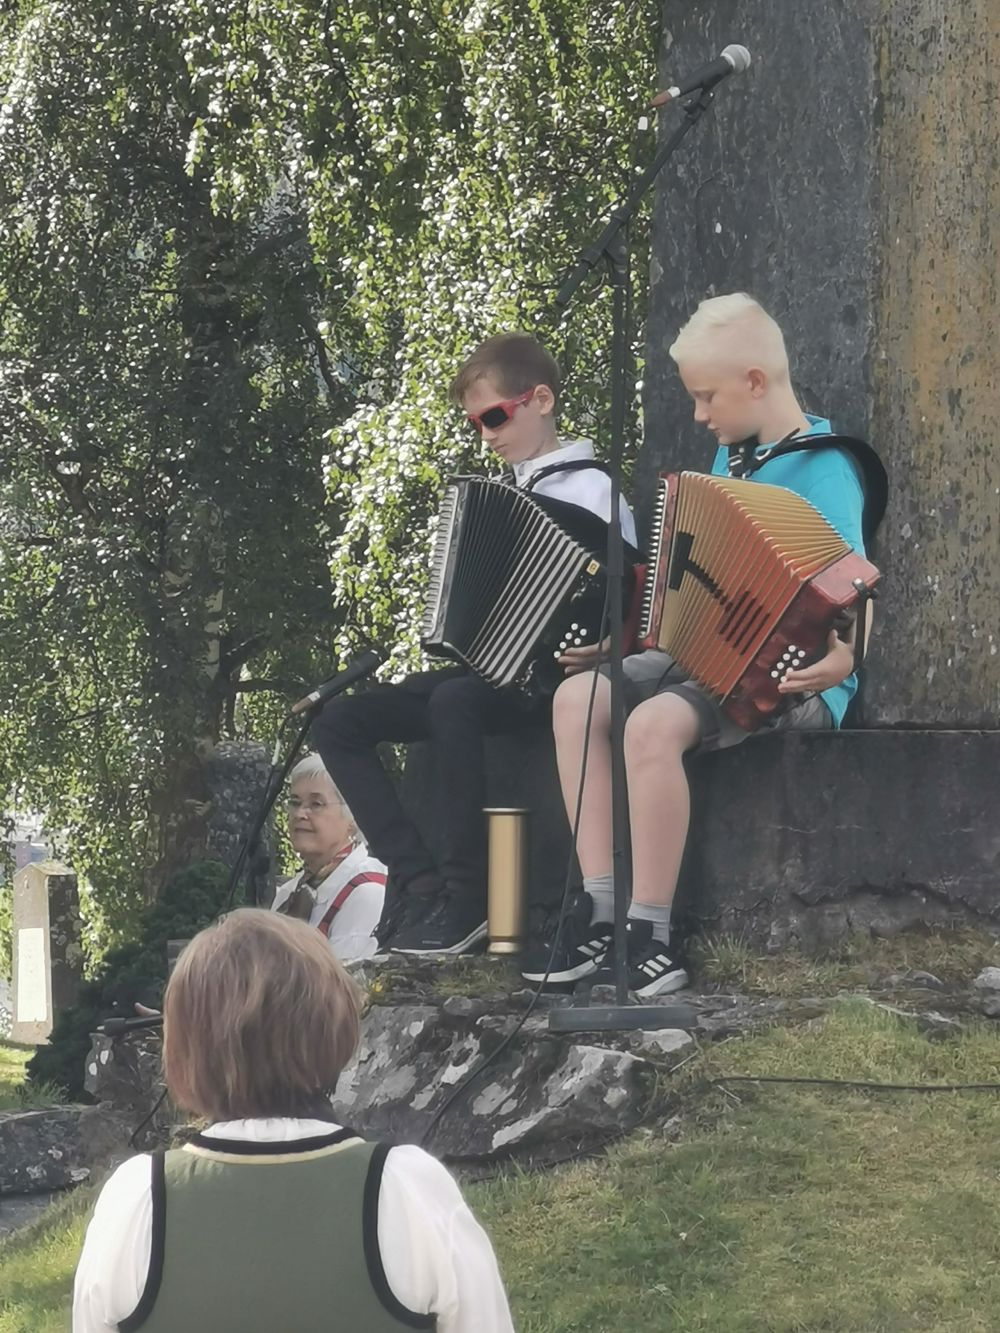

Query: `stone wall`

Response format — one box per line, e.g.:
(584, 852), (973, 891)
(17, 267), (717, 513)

(643, 0), (1000, 728)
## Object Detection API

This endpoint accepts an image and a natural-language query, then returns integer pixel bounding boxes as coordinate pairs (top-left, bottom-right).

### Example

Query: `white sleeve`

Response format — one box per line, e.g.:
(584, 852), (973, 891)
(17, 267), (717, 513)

(378, 1146), (514, 1333)
(72, 1155), (153, 1333)
(328, 879), (385, 960)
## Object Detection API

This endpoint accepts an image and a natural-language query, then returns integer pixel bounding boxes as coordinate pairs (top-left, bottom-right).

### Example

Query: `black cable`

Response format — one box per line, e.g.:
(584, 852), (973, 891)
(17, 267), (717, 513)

(711, 1075), (1000, 1094)
(129, 1086), (170, 1149)
(419, 581), (614, 1149)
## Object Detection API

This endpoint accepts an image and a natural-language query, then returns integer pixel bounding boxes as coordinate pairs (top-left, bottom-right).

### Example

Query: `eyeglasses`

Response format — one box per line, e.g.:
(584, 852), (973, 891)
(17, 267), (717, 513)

(286, 797), (333, 814)
(466, 389), (535, 434)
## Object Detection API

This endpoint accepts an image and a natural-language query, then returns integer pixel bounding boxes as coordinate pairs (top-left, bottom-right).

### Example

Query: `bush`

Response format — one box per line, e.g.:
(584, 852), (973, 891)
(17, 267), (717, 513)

(26, 860), (233, 1100)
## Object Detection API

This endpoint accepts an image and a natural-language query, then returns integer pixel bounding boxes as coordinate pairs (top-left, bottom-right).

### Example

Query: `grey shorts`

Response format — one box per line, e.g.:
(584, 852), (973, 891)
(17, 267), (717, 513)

(600, 650), (833, 755)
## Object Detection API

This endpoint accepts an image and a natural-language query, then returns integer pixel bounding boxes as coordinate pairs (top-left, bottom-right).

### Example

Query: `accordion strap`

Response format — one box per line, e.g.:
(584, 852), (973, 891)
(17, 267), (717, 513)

(521, 458), (611, 492)
(729, 433), (889, 547)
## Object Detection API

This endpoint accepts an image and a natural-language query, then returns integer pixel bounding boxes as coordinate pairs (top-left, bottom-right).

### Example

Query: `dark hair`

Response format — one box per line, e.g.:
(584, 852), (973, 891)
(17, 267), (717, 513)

(163, 909), (361, 1121)
(449, 331), (561, 406)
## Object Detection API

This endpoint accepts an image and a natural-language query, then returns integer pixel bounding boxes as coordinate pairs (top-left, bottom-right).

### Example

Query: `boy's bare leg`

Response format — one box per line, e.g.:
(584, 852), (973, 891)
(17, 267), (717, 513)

(624, 692), (702, 909)
(551, 670), (613, 876)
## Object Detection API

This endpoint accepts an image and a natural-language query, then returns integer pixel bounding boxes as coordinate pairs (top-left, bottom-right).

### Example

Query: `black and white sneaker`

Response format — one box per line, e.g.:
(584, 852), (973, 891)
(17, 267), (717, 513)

(390, 891), (488, 955)
(520, 892), (612, 984)
(627, 919), (690, 998)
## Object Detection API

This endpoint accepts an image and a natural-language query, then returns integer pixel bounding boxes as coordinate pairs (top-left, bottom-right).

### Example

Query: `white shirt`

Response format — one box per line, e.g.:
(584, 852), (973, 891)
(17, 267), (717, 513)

(270, 844), (386, 960)
(511, 437), (639, 547)
(72, 1118), (514, 1333)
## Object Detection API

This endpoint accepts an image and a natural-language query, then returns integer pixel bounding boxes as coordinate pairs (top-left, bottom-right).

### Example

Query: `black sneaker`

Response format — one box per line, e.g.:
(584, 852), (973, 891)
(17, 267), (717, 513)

(626, 919), (690, 998)
(390, 890), (487, 955)
(520, 892), (612, 984)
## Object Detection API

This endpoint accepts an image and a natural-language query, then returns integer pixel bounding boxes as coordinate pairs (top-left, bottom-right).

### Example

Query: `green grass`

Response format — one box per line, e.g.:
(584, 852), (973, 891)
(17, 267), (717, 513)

(693, 926), (1000, 998)
(0, 1043), (32, 1111)
(470, 1001), (1000, 1332)
(6, 1005), (1000, 1331)
(0, 1191), (91, 1333)
(0, 1041), (63, 1111)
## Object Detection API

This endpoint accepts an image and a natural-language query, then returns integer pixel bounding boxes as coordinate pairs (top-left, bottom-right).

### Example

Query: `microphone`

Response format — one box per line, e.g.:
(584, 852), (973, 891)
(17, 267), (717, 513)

(651, 44), (751, 106)
(96, 1015), (164, 1036)
(289, 648), (384, 715)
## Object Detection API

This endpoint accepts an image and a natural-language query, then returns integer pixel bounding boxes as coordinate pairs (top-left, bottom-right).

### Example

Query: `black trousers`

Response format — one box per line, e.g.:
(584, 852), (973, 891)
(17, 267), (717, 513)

(310, 667), (545, 903)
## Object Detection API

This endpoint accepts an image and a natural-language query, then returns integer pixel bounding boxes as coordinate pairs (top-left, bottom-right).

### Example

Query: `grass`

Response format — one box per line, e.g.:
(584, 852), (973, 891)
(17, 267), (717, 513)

(1, 1042), (87, 1333)
(6, 1002), (1000, 1331)
(0, 1041), (63, 1112)
(470, 1000), (1000, 1332)
(692, 926), (1000, 998)
(0, 1044), (31, 1110)
(0, 1191), (92, 1333)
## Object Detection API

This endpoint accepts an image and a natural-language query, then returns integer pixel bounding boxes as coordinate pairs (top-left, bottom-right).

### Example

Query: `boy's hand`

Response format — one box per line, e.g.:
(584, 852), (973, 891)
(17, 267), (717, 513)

(777, 630), (854, 694)
(559, 635), (611, 674)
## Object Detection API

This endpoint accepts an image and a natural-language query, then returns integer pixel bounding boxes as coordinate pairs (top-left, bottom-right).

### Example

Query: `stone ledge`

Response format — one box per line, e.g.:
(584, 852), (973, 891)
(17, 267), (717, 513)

(404, 728), (1000, 947)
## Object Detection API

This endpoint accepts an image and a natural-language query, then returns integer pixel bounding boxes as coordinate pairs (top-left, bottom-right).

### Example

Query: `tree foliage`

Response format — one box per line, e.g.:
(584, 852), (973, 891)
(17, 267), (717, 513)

(0, 0), (660, 930)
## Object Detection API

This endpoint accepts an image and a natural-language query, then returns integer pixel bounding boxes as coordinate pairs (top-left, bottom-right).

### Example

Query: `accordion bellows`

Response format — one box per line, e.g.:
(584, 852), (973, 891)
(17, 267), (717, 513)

(422, 476), (623, 699)
(640, 472), (881, 730)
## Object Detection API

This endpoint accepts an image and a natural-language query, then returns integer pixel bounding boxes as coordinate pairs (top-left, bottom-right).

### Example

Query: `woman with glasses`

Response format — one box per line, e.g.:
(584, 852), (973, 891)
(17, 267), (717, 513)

(271, 753), (387, 960)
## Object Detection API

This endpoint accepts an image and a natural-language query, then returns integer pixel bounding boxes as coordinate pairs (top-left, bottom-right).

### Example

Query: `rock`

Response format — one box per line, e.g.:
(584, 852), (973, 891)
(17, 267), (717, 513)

(0, 1104), (131, 1194)
(0, 1190), (62, 1236)
(909, 971), (946, 990)
(884, 970), (945, 991)
(914, 1010), (963, 1038)
(975, 996), (1000, 1019)
(974, 967), (1000, 991)
(628, 1030), (695, 1062)
(441, 996), (489, 1021)
(331, 1003), (655, 1162)
(84, 1030), (175, 1149)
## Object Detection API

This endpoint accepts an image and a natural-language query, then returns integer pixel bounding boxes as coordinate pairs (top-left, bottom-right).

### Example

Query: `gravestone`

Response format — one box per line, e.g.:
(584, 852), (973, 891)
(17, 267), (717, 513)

(10, 861), (83, 1044)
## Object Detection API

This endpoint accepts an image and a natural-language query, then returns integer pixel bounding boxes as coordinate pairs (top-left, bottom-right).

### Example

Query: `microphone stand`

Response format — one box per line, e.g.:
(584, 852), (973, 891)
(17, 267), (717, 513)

(548, 88), (716, 1034)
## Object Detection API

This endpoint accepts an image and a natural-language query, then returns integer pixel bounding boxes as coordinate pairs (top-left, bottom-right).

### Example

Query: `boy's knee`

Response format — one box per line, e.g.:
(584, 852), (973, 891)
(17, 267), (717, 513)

(625, 694), (700, 764)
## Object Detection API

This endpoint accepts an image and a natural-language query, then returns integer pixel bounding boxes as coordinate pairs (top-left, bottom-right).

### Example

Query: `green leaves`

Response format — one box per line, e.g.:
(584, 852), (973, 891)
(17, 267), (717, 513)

(0, 0), (659, 928)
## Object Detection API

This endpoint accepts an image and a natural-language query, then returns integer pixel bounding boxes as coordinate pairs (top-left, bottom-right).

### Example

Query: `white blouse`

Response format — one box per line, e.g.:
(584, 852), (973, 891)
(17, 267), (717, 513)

(72, 1118), (514, 1333)
(270, 844), (387, 960)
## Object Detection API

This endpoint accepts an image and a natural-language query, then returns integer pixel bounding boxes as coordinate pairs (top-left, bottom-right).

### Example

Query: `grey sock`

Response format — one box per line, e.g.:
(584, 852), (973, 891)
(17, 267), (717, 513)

(628, 901), (671, 945)
(583, 874), (615, 924)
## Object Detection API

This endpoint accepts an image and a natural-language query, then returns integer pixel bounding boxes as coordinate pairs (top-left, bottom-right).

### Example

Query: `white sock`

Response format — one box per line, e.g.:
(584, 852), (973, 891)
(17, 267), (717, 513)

(583, 874), (615, 924)
(627, 901), (671, 946)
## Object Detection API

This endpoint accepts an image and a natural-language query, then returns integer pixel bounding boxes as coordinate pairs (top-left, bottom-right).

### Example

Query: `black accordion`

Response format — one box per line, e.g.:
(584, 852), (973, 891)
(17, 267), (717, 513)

(421, 476), (634, 701)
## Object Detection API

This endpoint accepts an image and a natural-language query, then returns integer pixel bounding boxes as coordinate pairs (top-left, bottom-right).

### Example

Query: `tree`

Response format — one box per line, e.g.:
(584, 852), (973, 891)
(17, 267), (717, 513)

(0, 0), (660, 931)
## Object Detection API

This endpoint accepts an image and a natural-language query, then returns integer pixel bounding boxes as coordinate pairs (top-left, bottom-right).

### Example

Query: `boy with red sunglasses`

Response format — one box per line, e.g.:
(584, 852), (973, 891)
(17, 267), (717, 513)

(311, 332), (637, 955)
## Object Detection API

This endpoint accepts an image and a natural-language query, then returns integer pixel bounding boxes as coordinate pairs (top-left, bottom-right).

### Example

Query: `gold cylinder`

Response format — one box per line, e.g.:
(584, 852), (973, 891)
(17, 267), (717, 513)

(485, 808), (529, 954)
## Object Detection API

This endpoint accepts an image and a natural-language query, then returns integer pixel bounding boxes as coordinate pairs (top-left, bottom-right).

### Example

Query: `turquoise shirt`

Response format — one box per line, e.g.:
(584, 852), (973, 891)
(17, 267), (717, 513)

(710, 415), (866, 727)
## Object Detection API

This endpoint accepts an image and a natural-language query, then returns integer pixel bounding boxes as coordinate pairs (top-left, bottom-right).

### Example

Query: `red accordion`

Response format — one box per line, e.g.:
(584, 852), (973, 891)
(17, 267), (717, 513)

(639, 472), (881, 731)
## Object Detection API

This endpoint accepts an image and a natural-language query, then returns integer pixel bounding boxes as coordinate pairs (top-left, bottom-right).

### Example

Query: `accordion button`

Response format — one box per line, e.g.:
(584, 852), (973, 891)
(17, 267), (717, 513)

(789, 645), (797, 653)
(771, 670), (780, 679)
(571, 622), (579, 631)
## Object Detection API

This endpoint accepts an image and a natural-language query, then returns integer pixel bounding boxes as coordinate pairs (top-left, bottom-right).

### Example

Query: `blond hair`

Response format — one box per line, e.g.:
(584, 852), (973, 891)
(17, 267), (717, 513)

(668, 293), (791, 382)
(163, 909), (361, 1121)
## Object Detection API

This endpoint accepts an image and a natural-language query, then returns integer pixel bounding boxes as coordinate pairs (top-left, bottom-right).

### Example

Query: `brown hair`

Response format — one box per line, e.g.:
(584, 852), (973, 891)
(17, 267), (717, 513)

(162, 909), (361, 1121)
(449, 331), (561, 406)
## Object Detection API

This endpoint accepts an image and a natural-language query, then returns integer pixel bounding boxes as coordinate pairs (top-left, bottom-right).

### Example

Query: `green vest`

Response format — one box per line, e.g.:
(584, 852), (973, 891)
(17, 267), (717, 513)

(119, 1130), (435, 1333)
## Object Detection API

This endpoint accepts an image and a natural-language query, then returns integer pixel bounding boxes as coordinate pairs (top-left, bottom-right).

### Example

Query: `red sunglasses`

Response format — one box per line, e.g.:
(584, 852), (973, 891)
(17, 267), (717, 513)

(466, 389), (535, 434)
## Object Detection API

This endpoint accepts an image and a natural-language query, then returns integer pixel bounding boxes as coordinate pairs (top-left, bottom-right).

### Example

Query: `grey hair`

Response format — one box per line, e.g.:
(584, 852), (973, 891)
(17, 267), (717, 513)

(288, 754), (347, 807)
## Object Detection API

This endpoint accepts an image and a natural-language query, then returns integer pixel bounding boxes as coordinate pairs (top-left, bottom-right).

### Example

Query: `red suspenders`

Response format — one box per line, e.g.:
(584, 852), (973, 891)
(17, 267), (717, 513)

(315, 871), (387, 939)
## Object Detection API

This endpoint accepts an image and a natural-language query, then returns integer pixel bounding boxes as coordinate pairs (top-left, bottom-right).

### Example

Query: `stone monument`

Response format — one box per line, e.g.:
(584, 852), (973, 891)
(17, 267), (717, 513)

(10, 860), (83, 1044)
